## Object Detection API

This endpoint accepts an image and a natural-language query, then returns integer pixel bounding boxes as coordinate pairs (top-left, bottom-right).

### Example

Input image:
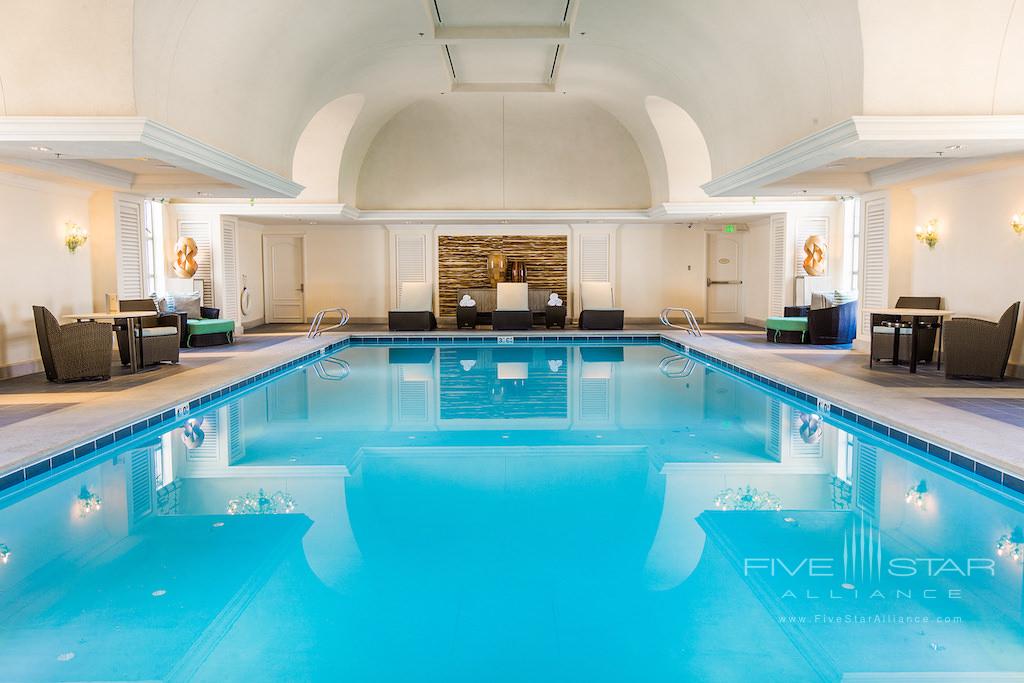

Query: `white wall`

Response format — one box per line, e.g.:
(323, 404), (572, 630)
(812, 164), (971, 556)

(237, 220), (266, 327)
(260, 224), (388, 322)
(618, 223), (707, 319)
(743, 218), (771, 324)
(0, 175), (94, 375)
(357, 95), (652, 210)
(892, 166), (1024, 371)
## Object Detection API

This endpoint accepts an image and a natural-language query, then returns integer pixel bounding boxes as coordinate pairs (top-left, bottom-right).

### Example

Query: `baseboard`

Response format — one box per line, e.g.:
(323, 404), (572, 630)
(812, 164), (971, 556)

(241, 317), (266, 330)
(744, 316), (766, 328)
(0, 358), (43, 380)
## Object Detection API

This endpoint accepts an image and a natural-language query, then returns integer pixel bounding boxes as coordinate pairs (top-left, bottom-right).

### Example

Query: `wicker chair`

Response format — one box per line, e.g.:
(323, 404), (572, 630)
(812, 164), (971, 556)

(871, 296), (942, 363)
(33, 306), (112, 382)
(116, 299), (181, 367)
(943, 302), (1020, 380)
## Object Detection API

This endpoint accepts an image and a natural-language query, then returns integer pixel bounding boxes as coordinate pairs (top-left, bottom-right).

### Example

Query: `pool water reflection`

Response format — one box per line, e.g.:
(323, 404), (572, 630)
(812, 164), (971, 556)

(0, 344), (1021, 682)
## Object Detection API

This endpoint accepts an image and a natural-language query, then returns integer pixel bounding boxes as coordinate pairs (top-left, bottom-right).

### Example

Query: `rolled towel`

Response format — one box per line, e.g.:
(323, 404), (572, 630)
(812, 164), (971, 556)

(548, 359), (563, 372)
(460, 359), (477, 371)
(547, 293), (563, 306)
(459, 294), (476, 307)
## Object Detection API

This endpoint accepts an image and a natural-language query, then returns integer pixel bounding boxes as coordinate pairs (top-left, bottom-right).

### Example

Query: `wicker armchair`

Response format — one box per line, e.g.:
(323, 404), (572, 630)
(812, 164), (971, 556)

(116, 299), (181, 367)
(944, 302), (1020, 380)
(33, 306), (112, 382)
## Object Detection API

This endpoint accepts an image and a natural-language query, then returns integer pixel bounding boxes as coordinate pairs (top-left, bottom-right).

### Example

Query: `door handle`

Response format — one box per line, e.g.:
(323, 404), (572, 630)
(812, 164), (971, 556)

(298, 283), (304, 293)
(707, 279), (743, 286)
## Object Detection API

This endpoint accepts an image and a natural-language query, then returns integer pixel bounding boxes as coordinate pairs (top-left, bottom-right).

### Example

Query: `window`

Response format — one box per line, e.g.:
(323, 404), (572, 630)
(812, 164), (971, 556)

(142, 200), (166, 295)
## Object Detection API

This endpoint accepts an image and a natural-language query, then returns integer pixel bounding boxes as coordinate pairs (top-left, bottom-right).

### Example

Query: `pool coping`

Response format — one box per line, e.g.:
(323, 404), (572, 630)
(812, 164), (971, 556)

(1, 331), (1022, 499)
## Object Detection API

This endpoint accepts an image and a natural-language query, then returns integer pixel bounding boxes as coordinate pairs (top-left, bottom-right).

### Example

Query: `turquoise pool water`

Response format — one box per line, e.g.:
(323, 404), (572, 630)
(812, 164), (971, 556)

(1, 342), (1022, 682)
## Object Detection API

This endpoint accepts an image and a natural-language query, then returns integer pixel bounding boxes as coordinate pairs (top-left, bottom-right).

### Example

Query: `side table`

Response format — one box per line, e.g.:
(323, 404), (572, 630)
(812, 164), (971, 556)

(457, 305), (478, 329)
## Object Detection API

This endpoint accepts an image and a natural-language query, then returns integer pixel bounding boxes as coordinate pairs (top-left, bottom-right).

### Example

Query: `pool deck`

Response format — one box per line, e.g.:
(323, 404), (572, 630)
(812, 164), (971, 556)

(1, 325), (1022, 486)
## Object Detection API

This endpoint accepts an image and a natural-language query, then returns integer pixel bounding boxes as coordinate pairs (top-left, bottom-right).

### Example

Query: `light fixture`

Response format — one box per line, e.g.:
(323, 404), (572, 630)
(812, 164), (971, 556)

(227, 488), (296, 515)
(76, 485), (102, 517)
(64, 222), (88, 253)
(714, 486), (782, 511)
(30, 145), (52, 153)
(996, 527), (1024, 563)
(904, 480), (928, 508)
(0, 543), (9, 564)
(914, 219), (939, 249)
(1011, 212), (1024, 236)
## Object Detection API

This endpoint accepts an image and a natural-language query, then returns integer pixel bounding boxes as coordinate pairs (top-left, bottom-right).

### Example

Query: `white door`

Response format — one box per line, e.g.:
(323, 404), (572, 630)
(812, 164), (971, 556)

(706, 233), (744, 323)
(263, 235), (305, 323)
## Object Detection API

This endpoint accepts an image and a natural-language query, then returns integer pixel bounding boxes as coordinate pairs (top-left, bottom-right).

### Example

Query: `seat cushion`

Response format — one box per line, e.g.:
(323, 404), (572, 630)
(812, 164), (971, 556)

(138, 326), (178, 338)
(496, 283), (529, 311)
(187, 319), (235, 335)
(396, 282), (432, 312)
(872, 326), (914, 335)
(581, 281), (615, 310)
(766, 316), (808, 332)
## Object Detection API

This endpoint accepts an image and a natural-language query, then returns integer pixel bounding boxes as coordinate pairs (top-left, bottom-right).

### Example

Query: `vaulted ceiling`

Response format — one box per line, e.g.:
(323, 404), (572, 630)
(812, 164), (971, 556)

(1, 0), (1023, 205)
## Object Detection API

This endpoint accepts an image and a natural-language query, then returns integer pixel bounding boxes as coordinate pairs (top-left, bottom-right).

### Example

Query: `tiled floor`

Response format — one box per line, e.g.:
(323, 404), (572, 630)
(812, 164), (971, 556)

(930, 397), (1024, 428)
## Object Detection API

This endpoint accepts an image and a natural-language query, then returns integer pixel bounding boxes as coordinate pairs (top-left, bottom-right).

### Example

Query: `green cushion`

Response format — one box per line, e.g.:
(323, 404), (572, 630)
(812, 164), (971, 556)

(187, 319), (235, 335)
(765, 316), (808, 332)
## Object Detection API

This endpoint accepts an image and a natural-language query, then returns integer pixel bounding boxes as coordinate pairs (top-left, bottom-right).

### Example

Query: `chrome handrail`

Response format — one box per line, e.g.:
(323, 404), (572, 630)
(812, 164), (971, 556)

(659, 354), (696, 378)
(313, 357), (351, 381)
(307, 307), (350, 338)
(660, 307), (703, 336)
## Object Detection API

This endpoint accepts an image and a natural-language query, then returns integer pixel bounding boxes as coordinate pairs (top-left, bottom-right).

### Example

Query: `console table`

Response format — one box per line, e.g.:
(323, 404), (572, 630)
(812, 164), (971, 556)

(456, 288), (556, 325)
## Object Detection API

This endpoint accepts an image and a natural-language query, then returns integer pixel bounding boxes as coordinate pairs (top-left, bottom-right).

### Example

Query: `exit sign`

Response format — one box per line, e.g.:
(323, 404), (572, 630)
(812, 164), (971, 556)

(723, 224), (737, 233)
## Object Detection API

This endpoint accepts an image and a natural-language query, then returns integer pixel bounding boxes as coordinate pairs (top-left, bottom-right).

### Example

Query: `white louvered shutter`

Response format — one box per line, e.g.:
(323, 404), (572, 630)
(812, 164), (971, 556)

(859, 198), (888, 336)
(795, 216), (829, 274)
(228, 401), (245, 463)
(116, 197), (145, 299)
(395, 234), (427, 306)
(579, 233), (610, 282)
(178, 221), (214, 305)
(854, 441), (879, 516)
(220, 217), (240, 324)
(765, 398), (783, 459)
(127, 448), (154, 527)
(768, 214), (787, 316)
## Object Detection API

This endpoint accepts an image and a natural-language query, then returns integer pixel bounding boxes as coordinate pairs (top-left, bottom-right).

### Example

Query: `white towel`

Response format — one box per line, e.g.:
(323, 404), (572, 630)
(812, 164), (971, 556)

(460, 359), (477, 371)
(547, 293), (563, 306)
(547, 359), (563, 372)
(459, 295), (476, 307)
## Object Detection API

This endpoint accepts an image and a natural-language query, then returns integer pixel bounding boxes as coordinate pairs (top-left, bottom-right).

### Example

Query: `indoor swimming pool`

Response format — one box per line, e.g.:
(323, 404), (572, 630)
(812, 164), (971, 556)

(1, 341), (1022, 682)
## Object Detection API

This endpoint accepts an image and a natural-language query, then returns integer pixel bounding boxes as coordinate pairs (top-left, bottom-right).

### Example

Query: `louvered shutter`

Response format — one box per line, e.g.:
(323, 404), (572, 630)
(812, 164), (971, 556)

(228, 401), (245, 463)
(395, 234), (427, 306)
(116, 197), (145, 299)
(859, 198), (888, 335)
(579, 233), (610, 282)
(768, 214), (787, 316)
(178, 221), (214, 305)
(854, 441), (879, 516)
(765, 398), (783, 459)
(220, 217), (240, 324)
(790, 407), (823, 458)
(795, 216), (829, 274)
(127, 448), (154, 526)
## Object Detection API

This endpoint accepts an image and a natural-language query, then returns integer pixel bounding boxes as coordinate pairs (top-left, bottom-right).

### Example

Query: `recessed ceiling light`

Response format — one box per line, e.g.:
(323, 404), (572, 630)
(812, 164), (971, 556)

(30, 145), (51, 152)
(196, 191), (212, 197)
(946, 144), (965, 151)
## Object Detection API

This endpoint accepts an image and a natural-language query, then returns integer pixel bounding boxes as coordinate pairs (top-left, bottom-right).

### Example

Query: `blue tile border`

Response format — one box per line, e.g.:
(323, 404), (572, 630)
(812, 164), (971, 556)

(1, 331), (1022, 499)
(661, 336), (1024, 498)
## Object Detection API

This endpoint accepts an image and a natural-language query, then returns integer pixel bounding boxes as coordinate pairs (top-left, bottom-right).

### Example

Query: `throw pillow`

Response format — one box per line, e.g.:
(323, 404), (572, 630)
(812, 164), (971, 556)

(833, 290), (858, 304)
(810, 291), (835, 310)
(171, 293), (202, 320)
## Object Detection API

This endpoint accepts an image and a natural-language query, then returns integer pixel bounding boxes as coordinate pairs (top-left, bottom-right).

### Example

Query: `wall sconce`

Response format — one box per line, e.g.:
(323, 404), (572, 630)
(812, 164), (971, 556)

(64, 222), (88, 253)
(1011, 212), (1024, 237)
(904, 480), (928, 508)
(914, 219), (939, 249)
(76, 485), (103, 517)
(996, 527), (1024, 563)
(0, 543), (9, 564)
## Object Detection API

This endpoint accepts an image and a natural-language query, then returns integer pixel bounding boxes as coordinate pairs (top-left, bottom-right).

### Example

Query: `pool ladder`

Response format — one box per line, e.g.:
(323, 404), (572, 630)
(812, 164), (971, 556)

(660, 307), (702, 336)
(307, 307), (350, 338)
(313, 357), (351, 381)
(659, 355), (696, 378)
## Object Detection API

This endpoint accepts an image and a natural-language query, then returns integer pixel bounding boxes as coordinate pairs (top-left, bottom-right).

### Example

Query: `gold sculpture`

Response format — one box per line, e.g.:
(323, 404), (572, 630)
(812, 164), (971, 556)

(486, 253), (507, 287)
(802, 235), (827, 276)
(173, 236), (199, 278)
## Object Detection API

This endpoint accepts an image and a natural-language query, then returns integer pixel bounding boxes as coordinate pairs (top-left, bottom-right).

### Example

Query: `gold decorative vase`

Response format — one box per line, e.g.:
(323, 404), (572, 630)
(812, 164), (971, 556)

(487, 253), (507, 287)
(509, 260), (528, 283)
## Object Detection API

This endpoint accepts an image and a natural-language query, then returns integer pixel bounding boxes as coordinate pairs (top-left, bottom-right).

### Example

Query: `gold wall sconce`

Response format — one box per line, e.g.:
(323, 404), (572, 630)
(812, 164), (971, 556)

(1011, 212), (1024, 237)
(64, 222), (88, 253)
(914, 219), (939, 249)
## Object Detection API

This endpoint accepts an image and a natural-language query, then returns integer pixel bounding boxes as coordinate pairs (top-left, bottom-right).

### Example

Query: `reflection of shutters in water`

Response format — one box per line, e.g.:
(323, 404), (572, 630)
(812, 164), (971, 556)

(228, 402), (244, 463)
(765, 399), (783, 459)
(186, 412), (219, 462)
(854, 441), (879, 516)
(579, 379), (611, 421)
(397, 371), (429, 422)
(128, 448), (154, 525)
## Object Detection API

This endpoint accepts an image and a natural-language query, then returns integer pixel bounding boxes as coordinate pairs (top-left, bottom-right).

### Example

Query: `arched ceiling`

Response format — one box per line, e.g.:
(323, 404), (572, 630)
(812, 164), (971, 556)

(4, 1), (1024, 204)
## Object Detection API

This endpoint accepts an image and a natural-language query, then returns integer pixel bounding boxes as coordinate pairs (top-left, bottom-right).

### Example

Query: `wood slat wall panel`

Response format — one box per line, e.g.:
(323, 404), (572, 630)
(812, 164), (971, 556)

(437, 235), (568, 316)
